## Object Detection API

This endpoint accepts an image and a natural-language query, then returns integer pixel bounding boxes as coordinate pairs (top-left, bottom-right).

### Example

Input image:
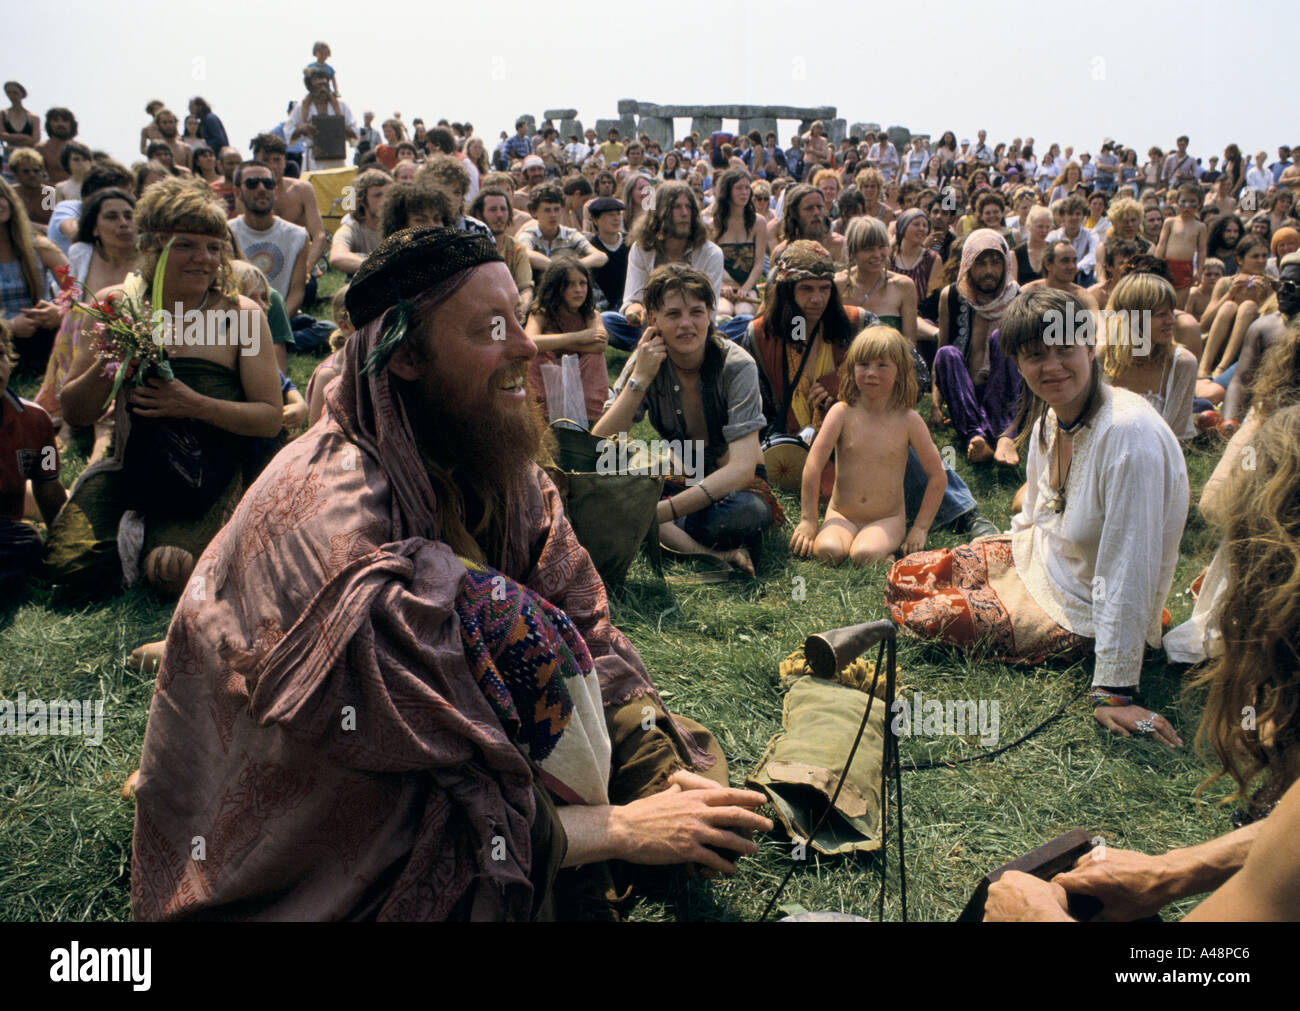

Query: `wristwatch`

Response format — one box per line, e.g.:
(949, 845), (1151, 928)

(626, 377), (646, 393)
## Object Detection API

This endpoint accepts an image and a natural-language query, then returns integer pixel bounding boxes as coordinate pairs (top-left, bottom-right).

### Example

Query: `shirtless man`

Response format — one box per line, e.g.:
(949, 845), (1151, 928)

(1023, 241), (1101, 311)
(252, 133), (327, 288)
(35, 108), (76, 185)
(1154, 183), (1208, 309)
(791, 330), (946, 566)
(770, 184), (846, 265)
(153, 109), (193, 172)
(512, 156), (547, 211)
(535, 127), (564, 174)
(1086, 237), (1141, 307)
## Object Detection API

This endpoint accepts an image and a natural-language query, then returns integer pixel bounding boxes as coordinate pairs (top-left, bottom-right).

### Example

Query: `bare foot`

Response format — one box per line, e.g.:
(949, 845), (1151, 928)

(720, 546), (755, 577)
(967, 435), (995, 464)
(994, 436), (1020, 467)
(128, 640), (166, 674)
(121, 768), (140, 799)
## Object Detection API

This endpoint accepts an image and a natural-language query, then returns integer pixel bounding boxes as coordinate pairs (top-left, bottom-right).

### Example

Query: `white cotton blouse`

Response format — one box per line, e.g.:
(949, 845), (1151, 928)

(1011, 384), (1190, 688)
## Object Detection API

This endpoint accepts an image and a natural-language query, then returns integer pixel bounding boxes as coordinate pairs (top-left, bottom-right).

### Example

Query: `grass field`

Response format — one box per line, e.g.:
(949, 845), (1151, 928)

(0, 276), (1235, 921)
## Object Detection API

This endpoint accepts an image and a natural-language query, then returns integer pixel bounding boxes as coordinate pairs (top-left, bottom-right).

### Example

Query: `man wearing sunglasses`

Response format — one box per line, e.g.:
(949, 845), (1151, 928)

(229, 161), (309, 325)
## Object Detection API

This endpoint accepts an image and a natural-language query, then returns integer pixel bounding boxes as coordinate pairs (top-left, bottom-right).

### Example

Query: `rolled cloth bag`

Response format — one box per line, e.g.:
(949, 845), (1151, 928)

(547, 423), (664, 586)
(748, 672), (886, 856)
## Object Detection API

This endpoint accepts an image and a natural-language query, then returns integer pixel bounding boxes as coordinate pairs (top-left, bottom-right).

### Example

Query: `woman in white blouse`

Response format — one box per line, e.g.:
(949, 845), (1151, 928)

(1100, 273), (1198, 440)
(888, 288), (1189, 746)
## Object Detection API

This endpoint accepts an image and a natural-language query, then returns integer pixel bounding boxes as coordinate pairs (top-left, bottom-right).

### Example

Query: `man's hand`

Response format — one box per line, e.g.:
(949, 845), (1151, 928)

(790, 519), (818, 557)
(984, 870), (1074, 921)
(128, 376), (207, 421)
(1093, 704), (1183, 748)
(610, 778), (772, 876)
(625, 303), (645, 327)
(809, 380), (834, 413)
(902, 524), (928, 555)
(1052, 847), (1171, 922)
(631, 328), (666, 385)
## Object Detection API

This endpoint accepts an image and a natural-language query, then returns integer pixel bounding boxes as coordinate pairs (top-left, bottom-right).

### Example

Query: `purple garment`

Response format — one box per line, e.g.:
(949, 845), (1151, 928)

(934, 332), (1020, 445)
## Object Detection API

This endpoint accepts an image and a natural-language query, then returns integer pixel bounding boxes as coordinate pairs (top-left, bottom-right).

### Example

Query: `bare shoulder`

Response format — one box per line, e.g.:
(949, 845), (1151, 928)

(1022, 279), (1045, 292)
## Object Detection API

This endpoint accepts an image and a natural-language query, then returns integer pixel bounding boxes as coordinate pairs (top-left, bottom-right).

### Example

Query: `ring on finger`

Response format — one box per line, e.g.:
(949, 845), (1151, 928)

(1135, 714), (1160, 735)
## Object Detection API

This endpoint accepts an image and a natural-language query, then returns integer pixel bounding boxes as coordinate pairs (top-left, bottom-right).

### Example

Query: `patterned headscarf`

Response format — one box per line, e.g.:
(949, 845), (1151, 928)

(957, 227), (1020, 321)
(772, 239), (835, 283)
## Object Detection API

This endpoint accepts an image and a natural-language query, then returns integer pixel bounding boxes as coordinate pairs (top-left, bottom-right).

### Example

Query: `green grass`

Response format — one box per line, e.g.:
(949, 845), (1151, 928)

(0, 283), (1234, 921)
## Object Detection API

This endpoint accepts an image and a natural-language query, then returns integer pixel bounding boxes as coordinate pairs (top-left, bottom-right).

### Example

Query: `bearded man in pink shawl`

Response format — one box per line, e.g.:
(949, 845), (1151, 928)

(933, 228), (1023, 467)
(130, 227), (770, 921)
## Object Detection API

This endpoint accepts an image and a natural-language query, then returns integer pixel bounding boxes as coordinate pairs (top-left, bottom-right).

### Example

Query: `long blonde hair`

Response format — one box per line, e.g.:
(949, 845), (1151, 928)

(1190, 402), (1300, 802)
(0, 178), (44, 304)
(1101, 272), (1175, 377)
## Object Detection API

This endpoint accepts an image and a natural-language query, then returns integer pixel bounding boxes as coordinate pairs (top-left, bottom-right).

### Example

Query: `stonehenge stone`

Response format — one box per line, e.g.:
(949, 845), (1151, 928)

(637, 115), (673, 148)
(737, 117), (779, 139)
(557, 118), (583, 141)
(617, 99), (638, 114)
(544, 109), (578, 120)
(690, 117), (722, 138)
(887, 126), (912, 153)
(517, 114), (536, 135)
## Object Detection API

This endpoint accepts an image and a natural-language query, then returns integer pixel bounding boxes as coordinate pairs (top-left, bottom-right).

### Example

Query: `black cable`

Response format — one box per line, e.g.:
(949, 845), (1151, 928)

(900, 682), (1090, 772)
(759, 638), (887, 923)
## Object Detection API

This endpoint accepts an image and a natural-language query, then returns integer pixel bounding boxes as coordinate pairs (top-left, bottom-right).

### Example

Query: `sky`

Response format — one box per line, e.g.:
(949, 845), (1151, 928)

(6, 0), (1294, 169)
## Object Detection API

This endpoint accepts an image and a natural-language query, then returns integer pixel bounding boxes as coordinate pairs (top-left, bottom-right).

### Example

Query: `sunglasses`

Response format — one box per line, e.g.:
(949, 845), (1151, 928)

(241, 177), (276, 190)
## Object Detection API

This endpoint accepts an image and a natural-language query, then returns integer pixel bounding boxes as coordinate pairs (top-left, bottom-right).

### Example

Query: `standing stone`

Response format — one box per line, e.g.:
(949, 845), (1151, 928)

(690, 116), (722, 139)
(617, 99), (639, 115)
(827, 119), (847, 146)
(558, 118), (583, 142)
(737, 116), (778, 140)
(637, 115), (673, 149)
(517, 114), (536, 136)
(886, 126), (912, 156)
(595, 118), (623, 139)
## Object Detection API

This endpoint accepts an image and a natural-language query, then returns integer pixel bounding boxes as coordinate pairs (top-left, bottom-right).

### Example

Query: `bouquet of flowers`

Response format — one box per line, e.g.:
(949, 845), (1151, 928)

(68, 241), (177, 410)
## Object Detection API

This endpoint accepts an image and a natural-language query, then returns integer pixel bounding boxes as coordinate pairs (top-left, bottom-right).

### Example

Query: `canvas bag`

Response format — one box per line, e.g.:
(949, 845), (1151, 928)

(747, 675), (886, 856)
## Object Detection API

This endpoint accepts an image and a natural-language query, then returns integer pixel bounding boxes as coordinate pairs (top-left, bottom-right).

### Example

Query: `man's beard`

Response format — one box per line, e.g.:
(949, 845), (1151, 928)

(803, 218), (829, 240)
(974, 271), (1003, 294)
(396, 360), (551, 555)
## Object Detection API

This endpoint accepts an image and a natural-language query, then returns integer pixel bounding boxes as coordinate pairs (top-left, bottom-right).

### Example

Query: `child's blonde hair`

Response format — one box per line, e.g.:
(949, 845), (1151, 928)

(841, 326), (917, 411)
(230, 259), (271, 303)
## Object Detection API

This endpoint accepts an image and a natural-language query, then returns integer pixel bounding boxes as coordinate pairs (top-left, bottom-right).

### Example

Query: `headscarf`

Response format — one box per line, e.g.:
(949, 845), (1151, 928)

(957, 227), (1020, 321)
(894, 208), (927, 244)
(771, 239), (835, 283)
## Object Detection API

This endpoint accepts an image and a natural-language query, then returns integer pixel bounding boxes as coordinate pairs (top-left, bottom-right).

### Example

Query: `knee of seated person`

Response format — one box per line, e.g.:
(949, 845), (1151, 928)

(813, 538), (847, 564)
(934, 345), (963, 366)
(849, 543), (888, 567)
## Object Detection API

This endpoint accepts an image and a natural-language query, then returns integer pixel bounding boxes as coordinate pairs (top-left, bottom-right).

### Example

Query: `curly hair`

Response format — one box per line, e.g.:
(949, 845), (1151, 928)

(132, 176), (236, 298)
(1249, 317), (1300, 422)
